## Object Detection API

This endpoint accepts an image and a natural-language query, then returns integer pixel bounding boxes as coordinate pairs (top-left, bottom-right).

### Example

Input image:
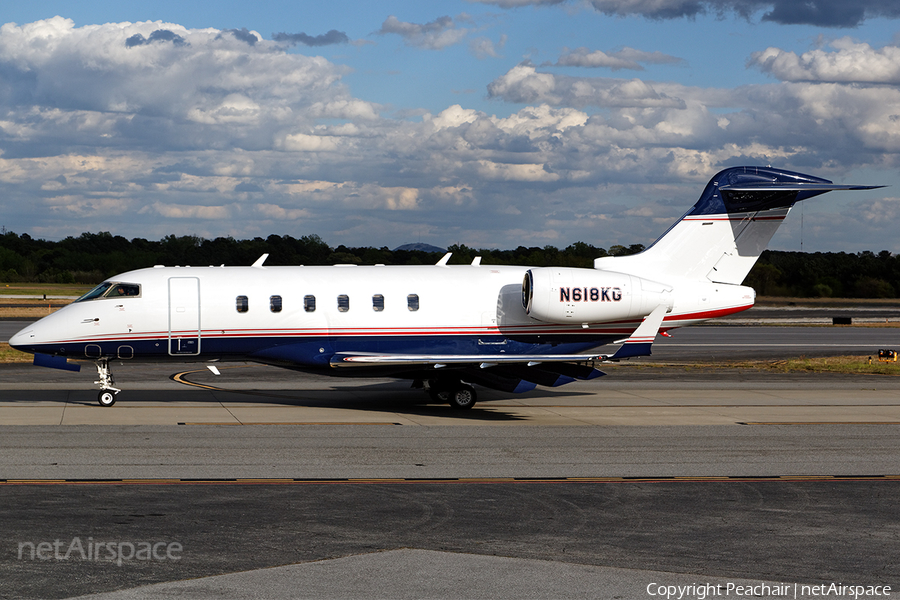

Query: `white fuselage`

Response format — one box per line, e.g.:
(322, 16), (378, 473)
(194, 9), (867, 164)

(10, 263), (753, 369)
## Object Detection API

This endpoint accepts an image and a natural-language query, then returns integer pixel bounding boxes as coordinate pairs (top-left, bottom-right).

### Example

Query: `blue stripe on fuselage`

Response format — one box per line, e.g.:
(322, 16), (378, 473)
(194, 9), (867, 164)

(23, 333), (619, 369)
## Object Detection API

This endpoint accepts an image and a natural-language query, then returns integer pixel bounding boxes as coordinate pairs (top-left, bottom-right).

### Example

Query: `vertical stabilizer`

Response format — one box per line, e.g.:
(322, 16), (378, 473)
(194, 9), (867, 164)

(594, 166), (880, 285)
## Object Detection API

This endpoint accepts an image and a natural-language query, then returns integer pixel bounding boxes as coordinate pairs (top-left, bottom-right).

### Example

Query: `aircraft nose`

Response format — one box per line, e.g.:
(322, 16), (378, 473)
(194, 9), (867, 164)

(9, 326), (35, 352)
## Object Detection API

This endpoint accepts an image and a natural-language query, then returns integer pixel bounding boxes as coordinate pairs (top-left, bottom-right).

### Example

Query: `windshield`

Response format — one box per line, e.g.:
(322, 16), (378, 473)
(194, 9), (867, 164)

(75, 282), (141, 302)
(76, 282), (113, 302)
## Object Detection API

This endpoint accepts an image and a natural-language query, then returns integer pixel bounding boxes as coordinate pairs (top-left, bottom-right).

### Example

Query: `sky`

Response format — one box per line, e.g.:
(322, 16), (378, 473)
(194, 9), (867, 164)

(3, 1), (900, 254)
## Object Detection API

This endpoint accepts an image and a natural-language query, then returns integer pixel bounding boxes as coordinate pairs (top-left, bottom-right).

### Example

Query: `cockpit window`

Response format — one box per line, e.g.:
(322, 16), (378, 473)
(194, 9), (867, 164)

(75, 282), (141, 302)
(76, 282), (114, 302)
(110, 283), (140, 297)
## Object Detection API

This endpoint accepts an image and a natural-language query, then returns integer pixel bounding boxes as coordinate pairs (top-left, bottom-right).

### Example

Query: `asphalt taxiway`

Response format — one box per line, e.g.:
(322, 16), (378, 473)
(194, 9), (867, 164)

(2, 326), (900, 599)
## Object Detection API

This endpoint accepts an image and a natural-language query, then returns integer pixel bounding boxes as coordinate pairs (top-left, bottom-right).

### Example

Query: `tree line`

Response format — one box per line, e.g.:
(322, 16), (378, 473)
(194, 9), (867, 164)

(0, 230), (897, 298)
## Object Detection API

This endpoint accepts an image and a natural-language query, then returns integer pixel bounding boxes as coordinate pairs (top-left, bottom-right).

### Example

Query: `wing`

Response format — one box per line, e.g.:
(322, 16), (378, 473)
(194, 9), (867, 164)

(330, 305), (671, 393)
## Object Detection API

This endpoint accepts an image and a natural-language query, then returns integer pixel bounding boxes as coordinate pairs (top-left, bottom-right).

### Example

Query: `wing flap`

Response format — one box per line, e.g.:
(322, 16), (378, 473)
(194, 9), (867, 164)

(330, 353), (602, 368)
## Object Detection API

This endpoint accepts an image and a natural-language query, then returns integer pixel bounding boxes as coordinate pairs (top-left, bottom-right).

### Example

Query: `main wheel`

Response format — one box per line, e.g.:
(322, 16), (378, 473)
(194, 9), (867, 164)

(448, 384), (477, 410)
(98, 391), (116, 407)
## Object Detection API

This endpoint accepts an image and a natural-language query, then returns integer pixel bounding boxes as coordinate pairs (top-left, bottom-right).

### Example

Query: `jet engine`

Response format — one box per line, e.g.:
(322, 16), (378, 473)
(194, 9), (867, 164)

(522, 267), (672, 324)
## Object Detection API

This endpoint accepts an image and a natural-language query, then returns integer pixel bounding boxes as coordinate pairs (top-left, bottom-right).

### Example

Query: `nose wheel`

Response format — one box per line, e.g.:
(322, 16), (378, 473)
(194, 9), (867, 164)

(98, 390), (117, 407)
(94, 358), (121, 407)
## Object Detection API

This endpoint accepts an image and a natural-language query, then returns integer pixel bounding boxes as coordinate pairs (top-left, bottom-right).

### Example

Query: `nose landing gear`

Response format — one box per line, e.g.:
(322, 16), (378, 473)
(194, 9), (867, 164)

(94, 358), (121, 407)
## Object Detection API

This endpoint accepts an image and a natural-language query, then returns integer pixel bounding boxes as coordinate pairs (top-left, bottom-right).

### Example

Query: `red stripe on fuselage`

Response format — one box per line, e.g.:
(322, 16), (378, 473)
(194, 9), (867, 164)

(30, 304), (753, 346)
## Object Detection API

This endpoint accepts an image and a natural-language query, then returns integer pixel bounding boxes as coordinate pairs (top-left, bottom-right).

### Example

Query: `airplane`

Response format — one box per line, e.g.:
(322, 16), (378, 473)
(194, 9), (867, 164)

(8, 166), (881, 408)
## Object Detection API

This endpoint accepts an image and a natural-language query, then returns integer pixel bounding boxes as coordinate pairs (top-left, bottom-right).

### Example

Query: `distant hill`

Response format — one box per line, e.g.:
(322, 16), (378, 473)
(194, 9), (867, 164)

(393, 243), (446, 253)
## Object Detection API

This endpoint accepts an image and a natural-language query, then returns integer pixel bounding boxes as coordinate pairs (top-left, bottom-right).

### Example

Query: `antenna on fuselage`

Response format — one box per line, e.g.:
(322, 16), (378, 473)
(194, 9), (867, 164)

(252, 254), (269, 268)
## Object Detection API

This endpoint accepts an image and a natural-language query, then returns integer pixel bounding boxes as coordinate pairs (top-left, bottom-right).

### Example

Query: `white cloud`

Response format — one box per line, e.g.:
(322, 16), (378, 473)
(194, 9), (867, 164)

(476, 160), (560, 181)
(556, 48), (644, 71)
(493, 104), (588, 137)
(426, 104), (482, 129)
(377, 15), (470, 50)
(253, 203), (311, 220)
(43, 195), (135, 217)
(0, 17), (364, 145)
(469, 34), (507, 59)
(555, 47), (684, 71)
(381, 187), (420, 210)
(487, 64), (561, 104)
(487, 63), (686, 108)
(751, 38), (900, 84)
(142, 202), (233, 220)
(187, 94), (261, 125)
(278, 133), (342, 152)
(2, 18), (900, 252)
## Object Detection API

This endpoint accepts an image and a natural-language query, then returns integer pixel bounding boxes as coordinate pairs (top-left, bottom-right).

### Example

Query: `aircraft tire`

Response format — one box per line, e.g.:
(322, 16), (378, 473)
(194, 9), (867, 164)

(448, 384), (477, 410)
(98, 391), (116, 407)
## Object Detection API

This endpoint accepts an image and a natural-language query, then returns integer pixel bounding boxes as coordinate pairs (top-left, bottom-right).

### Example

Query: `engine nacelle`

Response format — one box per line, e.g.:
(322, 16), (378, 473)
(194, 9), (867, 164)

(522, 267), (672, 324)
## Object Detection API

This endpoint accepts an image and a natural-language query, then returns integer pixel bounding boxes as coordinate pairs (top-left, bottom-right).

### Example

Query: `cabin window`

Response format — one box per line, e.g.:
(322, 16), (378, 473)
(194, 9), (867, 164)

(236, 295), (249, 313)
(337, 294), (350, 312)
(270, 295), (282, 313)
(407, 294), (419, 311)
(304, 295), (316, 312)
(373, 294), (384, 312)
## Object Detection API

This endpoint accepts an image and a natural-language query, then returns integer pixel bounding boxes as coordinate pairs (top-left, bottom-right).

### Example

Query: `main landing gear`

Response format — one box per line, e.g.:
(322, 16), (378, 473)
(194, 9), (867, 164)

(94, 358), (121, 407)
(423, 379), (478, 410)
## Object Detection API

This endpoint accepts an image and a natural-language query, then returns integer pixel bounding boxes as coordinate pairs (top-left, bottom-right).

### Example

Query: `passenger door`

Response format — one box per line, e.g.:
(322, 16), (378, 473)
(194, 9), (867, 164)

(168, 277), (201, 356)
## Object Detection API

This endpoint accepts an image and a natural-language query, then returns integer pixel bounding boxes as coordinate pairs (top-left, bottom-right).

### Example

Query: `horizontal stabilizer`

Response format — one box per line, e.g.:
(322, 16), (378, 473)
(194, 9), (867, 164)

(720, 182), (883, 192)
(33, 353), (81, 372)
(693, 167), (882, 215)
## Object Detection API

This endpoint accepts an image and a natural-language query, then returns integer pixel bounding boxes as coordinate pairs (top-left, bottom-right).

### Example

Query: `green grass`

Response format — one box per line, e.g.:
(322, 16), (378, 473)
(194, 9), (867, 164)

(0, 283), (92, 297)
(0, 343), (34, 363)
(759, 355), (900, 375)
(642, 355), (900, 376)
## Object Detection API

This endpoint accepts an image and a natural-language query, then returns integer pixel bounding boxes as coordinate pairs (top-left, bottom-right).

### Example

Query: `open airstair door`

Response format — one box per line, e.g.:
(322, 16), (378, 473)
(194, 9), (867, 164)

(168, 277), (201, 356)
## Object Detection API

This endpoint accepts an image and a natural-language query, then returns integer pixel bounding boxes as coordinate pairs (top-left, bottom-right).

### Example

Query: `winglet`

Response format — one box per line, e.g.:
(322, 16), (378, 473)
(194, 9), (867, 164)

(605, 304), (668, 360)
(252, 254), (269, 268)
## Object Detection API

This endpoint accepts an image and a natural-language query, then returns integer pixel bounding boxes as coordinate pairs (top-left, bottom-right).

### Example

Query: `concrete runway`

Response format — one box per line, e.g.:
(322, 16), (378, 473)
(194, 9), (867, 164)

(2, 326), (900, 599)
